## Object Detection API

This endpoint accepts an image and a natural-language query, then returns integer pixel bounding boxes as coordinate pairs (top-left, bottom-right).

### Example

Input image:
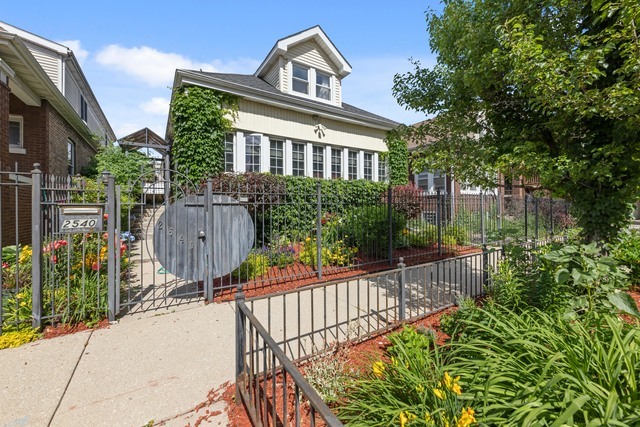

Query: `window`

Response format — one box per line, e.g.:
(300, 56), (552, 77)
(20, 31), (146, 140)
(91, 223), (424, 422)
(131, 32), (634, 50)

(270, 139), (284, 175)
(312, 145), (324, 178)
(245, 134), (261, 173)
(331, 148), (342, 179)
(364, 153), (373, 181)
(292, 142), (305, 176)
(292, 64), (309, 95)
(9, 115), (23, 149)
(316, 72), (331, 100)
(348, 150), (358, 180)
(67, 139), (75, 175)
(378, 158), (388, 182)
(80, 95), (88, 122)
(224, 133), (234, 172)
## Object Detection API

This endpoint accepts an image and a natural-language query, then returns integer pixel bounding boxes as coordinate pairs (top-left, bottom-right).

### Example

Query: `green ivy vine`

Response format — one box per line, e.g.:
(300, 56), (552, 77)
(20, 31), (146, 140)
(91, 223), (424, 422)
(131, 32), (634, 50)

(385, 128), (409, 185)
(169, 85), (238, 184)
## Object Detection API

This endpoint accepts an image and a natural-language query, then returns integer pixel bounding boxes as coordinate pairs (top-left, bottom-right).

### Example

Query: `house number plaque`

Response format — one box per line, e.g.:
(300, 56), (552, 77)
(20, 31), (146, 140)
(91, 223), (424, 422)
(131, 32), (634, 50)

(59, 205), (104, 233)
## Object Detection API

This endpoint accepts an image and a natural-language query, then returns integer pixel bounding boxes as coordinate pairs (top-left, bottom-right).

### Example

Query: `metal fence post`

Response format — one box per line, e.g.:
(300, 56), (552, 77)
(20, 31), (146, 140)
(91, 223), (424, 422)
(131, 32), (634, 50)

(534, 197), (540, 242)
(235, 283), (246, 403)
(549, 198), (554, 238)
(387, 185), (393, 266)
(397, 257), (406, 322)
(31, 164), (42, 329)
(316, 182), (322, 280)
(205, 178), (214, 302)
(480, 191), (486, 245)
(104, 171), (117, 322)
(437, 189), (442, 256)
(524, 195), (529, 240)
(482, 244), (489, 289)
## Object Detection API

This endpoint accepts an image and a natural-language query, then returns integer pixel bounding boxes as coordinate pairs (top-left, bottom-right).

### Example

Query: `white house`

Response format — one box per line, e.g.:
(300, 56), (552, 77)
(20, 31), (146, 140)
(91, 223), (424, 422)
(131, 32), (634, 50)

(167, 26), (399, 181)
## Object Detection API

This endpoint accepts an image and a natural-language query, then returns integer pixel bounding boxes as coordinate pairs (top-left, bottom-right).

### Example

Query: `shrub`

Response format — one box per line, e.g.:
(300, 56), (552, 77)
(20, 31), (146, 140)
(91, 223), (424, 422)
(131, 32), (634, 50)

(341, 206), (407, 257)
(0, 328), (41, 349)
(304, 345), (353, 405)
(384, 185), (423, 220)
(611, 229), (640, 288)
(231, 251), (270, 281)
(299, 236), (357, 268)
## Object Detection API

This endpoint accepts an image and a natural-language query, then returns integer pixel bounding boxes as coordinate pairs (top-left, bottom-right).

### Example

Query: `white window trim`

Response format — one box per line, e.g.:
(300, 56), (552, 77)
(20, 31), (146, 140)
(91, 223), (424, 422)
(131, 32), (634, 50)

(9, 115), (26, 154)
(288, 61), (334, 104)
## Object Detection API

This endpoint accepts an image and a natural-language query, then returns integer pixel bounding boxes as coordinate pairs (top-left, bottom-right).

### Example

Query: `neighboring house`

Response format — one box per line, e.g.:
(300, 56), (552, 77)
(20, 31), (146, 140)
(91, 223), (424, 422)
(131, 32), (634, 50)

(167, 26), (398, 182)
(0, 21), (115, 245)
(0, 21), (115, 176)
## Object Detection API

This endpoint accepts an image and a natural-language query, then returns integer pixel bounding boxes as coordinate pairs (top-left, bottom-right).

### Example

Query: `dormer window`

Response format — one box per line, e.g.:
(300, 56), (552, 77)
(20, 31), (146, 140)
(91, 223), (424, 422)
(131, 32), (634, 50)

(316, 72), (331, 100)
(292, 64), (309, 95)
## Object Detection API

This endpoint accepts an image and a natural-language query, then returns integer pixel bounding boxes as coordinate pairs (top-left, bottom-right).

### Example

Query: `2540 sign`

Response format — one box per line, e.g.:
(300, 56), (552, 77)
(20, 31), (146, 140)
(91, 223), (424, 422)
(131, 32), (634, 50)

(58, 205), (103, 233)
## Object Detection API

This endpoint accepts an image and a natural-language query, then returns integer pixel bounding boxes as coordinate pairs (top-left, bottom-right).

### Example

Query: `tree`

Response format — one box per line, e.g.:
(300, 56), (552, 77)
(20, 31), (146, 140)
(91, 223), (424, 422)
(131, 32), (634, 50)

(83, 144), (153, 186)
(394, 0), (640, 243)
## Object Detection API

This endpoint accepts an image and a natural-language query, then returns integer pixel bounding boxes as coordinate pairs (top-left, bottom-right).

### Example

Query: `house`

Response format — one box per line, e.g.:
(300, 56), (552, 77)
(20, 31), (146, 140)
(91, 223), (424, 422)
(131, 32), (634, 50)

(0, 21), (115, 176)
(0, 21), (115, 245)
(166, 26), (398, 181)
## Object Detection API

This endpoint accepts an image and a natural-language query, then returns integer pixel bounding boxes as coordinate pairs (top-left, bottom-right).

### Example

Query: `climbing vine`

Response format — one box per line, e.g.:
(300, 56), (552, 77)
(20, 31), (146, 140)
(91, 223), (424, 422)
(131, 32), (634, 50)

(169, 86), (238, 184)
(384, 128), (409, 185)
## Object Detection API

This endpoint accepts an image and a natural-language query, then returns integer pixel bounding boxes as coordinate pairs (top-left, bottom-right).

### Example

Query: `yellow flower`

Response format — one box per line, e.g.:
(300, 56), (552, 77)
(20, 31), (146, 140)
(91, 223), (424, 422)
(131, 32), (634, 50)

(305, 237), (311, 242)
(425, 412), (432, 423)
(20, 301), (26, 307)
(442, 372), (462, 395)
(372, 361), (385, 377)
(416, 384), (425, 393)
(399, 412), (416, 427)
(451, 382), (462, 395)
(433, 388), (445, 400)
(456, 407), (476, 427)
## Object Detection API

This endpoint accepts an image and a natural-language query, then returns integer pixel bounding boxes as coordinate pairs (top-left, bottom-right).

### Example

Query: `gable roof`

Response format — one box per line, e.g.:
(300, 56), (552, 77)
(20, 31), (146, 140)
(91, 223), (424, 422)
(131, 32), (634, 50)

(255, 25), (352, 79)
(173, 69), (399, 131)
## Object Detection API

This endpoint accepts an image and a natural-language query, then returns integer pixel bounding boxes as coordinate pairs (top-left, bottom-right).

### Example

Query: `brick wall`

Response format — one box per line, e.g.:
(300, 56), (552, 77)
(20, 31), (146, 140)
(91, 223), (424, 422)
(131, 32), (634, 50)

(47, 104), (97, 176)
(7, 93), (48, 173)
(0, 81), (10, 169)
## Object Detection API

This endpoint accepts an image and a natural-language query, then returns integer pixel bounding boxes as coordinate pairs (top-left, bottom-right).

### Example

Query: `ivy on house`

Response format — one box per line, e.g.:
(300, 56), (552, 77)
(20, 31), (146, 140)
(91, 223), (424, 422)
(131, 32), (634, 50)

(169, 86), (238, 184)
(384, 128), (409, 186)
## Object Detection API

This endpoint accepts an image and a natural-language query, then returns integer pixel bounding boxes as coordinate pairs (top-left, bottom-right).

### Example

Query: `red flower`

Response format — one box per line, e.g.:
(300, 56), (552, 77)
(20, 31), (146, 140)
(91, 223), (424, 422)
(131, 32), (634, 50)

(91, 261), (100, 271)
(51, 255), (58, 264)
(2, 262), (8, 269)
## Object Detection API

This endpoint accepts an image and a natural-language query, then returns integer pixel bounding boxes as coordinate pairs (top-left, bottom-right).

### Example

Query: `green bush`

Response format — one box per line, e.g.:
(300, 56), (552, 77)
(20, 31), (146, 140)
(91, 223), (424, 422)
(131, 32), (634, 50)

(611, 229), (640, 288)
(231, 251), (270, 281)
(0, 328), (41, 349)
(341, 206), (407, 257)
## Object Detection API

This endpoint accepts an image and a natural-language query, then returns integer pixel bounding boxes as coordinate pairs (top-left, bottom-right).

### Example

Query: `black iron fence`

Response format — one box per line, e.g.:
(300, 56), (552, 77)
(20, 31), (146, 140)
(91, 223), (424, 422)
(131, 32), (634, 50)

(235, 248), (503, 426)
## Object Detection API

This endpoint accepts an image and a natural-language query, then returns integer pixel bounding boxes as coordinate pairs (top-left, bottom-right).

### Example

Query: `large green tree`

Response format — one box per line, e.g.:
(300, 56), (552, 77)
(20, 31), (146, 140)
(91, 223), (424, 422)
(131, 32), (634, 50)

(394, 0), (640, 243)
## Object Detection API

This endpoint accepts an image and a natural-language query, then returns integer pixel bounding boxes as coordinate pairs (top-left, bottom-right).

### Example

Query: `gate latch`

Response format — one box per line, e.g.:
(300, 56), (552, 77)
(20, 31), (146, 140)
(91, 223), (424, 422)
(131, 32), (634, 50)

(198, 230), (205, 241)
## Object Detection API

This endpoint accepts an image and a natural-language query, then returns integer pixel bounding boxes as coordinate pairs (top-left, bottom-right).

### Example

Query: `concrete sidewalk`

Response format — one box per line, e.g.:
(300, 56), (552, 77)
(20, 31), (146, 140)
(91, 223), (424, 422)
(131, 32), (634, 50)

(0, 302), (235, 427)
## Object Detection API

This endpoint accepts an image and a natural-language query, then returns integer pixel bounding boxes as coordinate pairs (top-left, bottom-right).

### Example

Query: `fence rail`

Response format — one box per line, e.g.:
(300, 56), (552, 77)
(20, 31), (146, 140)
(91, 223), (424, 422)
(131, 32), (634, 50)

(235, 247), (503, 426)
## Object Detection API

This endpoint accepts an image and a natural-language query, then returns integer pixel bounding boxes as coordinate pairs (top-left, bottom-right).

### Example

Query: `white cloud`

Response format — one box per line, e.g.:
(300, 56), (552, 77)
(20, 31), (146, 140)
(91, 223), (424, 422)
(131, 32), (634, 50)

(60, 39), (88, 64)
(95, 44), (259, 88)
(140, 97), (170, 116)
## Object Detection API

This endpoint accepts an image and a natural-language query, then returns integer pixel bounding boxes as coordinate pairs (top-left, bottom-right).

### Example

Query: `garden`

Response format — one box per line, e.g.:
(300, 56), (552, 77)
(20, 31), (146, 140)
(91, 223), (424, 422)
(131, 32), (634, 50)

(224, 231), (640, 426)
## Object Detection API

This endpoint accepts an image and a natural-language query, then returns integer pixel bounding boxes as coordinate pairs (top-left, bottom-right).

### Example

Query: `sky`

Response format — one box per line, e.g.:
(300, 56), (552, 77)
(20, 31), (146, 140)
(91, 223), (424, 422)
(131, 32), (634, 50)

(2, 0), (442, 140)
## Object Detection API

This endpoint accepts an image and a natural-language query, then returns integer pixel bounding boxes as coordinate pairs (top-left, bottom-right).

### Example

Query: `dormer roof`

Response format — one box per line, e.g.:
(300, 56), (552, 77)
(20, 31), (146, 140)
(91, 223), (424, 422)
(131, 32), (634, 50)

(255, 25), (352, 79)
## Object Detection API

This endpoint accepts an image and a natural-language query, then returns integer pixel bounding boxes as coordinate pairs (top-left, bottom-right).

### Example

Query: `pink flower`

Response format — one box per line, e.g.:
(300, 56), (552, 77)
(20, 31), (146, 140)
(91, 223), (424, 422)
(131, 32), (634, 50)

(91, 261), (100, 271)
(51, 255), (58, 264)
(2, 262), (8, 269)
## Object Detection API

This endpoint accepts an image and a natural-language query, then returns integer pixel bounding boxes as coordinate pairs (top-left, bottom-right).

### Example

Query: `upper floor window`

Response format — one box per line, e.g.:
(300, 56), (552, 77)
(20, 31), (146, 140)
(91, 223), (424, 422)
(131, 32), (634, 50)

(363, 153), (373, 181)
(245, 134), (261, 173)
(270, 139), (284, 175)
(292, 64), (309, 95)
(80, 95), (88, 122)
(292, 142), (305, 176)
(9, 115), (23, 148)
(224, 133), (234, 172)
(316, 72), (331, 101)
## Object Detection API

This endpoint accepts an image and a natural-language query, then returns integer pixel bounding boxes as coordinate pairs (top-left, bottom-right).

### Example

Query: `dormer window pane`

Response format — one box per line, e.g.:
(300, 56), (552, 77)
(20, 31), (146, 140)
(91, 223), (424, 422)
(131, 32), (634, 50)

(292, 64), (309, 94)
(316, 72), (331, 100)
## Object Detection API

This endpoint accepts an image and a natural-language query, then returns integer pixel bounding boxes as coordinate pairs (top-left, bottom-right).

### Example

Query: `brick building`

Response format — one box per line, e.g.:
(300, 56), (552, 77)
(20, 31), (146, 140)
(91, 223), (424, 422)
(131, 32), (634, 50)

(0, 22), (115, 245)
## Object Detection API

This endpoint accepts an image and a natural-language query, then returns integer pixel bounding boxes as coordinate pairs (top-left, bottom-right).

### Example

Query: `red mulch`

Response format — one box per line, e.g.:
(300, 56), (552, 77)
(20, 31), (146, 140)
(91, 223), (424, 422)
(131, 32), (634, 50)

(42, 318), (110, 339)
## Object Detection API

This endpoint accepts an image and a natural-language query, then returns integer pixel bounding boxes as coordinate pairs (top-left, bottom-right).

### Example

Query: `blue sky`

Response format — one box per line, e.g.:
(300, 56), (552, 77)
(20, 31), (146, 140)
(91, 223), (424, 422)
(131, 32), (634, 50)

(2, 1), (442, 139)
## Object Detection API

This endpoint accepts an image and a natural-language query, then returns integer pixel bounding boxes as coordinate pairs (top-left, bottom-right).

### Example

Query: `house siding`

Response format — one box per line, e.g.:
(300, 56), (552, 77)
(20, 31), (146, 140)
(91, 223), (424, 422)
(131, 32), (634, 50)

(64, 67), (106, 142)
(234, 98), (387, 152)
(0, 79), (9, 168)
(24, 41), (62, 90)
(286, 40), (337, 75)
(264, 63), (280, 89)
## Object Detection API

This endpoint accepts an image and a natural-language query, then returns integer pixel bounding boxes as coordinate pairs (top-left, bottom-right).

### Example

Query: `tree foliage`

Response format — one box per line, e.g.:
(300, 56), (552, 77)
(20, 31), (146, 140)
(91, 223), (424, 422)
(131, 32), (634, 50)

(82, 144), (153, 186)
(169, 85), (238, 183)
(394, 0), (640, 243)
(384, 128), (409, 185)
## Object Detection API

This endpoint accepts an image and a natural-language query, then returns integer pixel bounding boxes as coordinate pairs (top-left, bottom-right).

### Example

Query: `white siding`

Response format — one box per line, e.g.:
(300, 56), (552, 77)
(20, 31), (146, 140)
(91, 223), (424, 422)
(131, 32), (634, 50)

(286, 40), (337, 75)
(280, 57), (289, 93)
(64, 68), (82, 113)
(234, 98), (388, 152)
(24, 41), (62, 90)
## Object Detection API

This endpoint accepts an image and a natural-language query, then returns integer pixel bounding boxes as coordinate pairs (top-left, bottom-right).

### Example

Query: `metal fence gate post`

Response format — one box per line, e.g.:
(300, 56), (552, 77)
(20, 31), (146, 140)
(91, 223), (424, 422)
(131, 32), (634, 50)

(534, 197), (540, 242)
(235, 284), (246, 403)
(316, 182), (322, 280)
(388, 185), (393, 266)
(397, 257), (406, 322)
(205, 178), (214, 302)
(480, 191), (486, 246)
(482, 244), (489, 289)
(524, 195), (529, 240)
(31, 164), (42, 329)
(104, 171), (117, 321)
(437, 189), (442, 256)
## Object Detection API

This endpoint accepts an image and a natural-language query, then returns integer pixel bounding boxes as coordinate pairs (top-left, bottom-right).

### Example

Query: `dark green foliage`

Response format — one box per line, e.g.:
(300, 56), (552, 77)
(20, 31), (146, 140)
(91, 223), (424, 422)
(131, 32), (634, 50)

(384, 128), (409, 185)
(82, 144), (154, 187)
(170, 86), (238, 184)
(341, 206), (407, 257)
(610, 229), (640, 288)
